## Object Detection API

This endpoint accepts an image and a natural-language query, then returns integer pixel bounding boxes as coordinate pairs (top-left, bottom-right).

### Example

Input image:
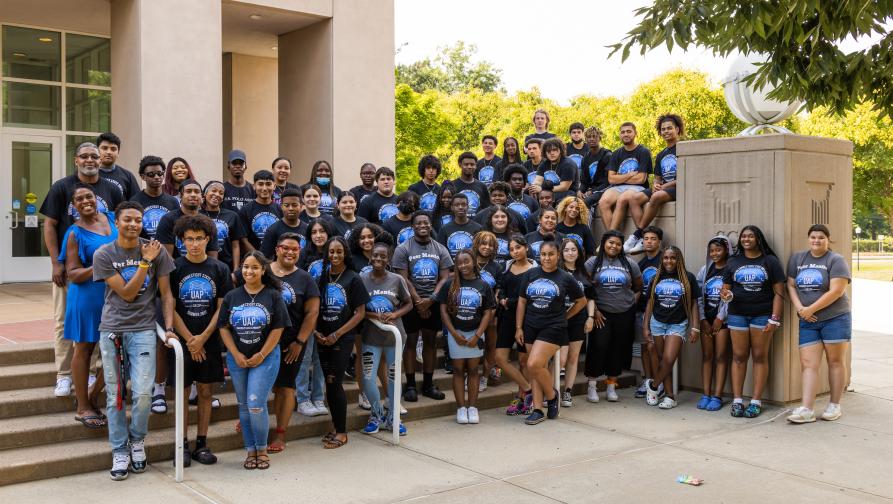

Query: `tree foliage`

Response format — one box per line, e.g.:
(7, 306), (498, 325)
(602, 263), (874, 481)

(396, 41), (504, 94)
(610, 1), (893, 117)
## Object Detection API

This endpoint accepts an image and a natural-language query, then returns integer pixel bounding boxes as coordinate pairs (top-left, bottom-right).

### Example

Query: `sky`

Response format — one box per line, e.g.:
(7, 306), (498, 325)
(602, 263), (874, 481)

(394, 0), (734, 104)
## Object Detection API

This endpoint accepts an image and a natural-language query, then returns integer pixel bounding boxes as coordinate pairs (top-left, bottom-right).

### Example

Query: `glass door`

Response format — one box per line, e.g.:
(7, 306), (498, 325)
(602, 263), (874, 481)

(0, 133), (62, 282)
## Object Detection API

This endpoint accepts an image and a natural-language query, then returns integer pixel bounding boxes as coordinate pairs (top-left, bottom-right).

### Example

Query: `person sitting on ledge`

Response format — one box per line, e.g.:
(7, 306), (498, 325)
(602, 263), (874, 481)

(597, 122), (652, 238)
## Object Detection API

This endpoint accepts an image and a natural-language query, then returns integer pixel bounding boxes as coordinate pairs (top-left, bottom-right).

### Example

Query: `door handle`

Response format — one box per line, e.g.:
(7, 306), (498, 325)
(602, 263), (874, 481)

(7, 211), (19, 230)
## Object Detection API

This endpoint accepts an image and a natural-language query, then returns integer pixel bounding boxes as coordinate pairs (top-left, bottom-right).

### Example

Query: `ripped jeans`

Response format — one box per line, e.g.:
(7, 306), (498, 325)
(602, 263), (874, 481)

(227, 347), (280, 452)
(361, 343), (397, 423)
(99, 330), (156, 455)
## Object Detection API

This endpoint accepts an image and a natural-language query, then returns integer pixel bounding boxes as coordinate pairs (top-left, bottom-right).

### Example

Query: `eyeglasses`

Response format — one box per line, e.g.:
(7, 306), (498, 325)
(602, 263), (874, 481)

(78, 154), (100, 160)
(181, 236), (209, 243)
(144, 171), (164, 178)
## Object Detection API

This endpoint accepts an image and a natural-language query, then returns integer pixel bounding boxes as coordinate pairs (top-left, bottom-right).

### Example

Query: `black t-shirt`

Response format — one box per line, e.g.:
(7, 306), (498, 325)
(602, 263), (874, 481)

(299, 248), (327, 281)
(581, 148), (612, 193)
(260, 219), (308, 259)
(222, 182), (255, 213)
(219, 286), (290, 356)
(564, 267), (595, 325)
(505, 193), (539, 223)
(608, 144), (653, 188)
(519, 267), (583, 329)
(498, 262), (533, 309)
(170, 256), (232, 352)
(556, 222), (596, 256)
(637, 253), (662, 311)
(349, 185), (377, 205)
(39, 174), (125, 248)
(352, 254), (373, 276)
(451, 178), (490, 217)
(239, 201), (284, 250)
(525, 230), (565, 259)
(332, 216), (367, 242)
(492, 231), (513, 270)
(703, 263), (726, 321)
(478, 260), (502, 291)
(524, 132), (556, 145)
(201, 208), (245, 269)
(407, 180), (441, 212)
(434, 277), (495, 331)
(277, 268), (320, 347)
(650, 270), (700, 324)
(438, 219), (483, 258)
(723, 254), (785, 317)
(475, 156), (503, 186)
(357, 191), (398, 224)
(272, 182), (301, 205)
(536, 158), (579, 203)
(100, 165), (141, 201)
(300, 183), (342, 216)
(155, 208), (221, 258)
(655, 145), (677, 183)
(474, 205), (528, 235)
(317, 270), (370, 337)
(130, 191), (180, 240)
(382, 215), (415, 245)
(523, 159), (542, 185)
(298, 211), (336, 226)
(565, 143), (588, 174)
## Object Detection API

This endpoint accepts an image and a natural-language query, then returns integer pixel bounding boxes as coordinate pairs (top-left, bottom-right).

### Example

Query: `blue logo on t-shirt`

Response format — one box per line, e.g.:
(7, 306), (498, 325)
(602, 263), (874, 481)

(175, 238), (187, 256)
(180, 276), (213, 302)
(143, 206), (168, 238)
(642, 266), (659, 290)
(526, 278), (559, 309)
(527, 172), (537, 185)
(447, 231), (474, 255)
(480, 270), (496, 288)
(588, 162), (599, 182)
(508, 202), (530, 219)
(496, 238), (509, 258)
(378, 203), (398, 222)
(324, 283), (348, 315)
(542, 170), (561, 185)
(660, 154), (677, 182)
(705, 276), (723, 305)
(458, 286), (482, 309)
(655, 278), (684, 308)
(367, 295), (394, 314)
(411, 257), (438, 282)
(251, 212), (278, 240)
(319, 192), (335, 212)
(734, 265), (768, 292)
(441, 215), (452, 227)
(796, 268), (824, 292)
(308, 259), (325, 281)
(398, 227), (415, 244)
(213, 219), (229, 246)
(618, 158), (639, 175)
(478, 166), (495, 185)
(459, 190), (481, 215)
(281, 282), (296, 304)
(231, 304), (269, 331)
(598, 267), (628, 289)
(420, 192), (437, 211)
(568, 154), (583, 168)
(529, 241), (544, 258)
(120, 265), (150, 292)
(360, 265), (373, 276)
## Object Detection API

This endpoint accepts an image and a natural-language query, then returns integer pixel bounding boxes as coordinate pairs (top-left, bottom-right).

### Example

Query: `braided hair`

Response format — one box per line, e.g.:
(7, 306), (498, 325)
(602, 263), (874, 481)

(447, 249), (480, 316)
(647, 245), (693, 323)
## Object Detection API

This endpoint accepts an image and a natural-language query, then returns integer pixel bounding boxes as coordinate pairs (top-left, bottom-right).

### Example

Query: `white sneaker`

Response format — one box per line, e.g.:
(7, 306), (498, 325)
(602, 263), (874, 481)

(467, 406), (480, 424)
(606, 383), (619, 402)
(787, 406), (816, 424)
(129, 439), (147, 473)
(623, 234), (640, 253)
(109, 452), (130, 481)
(657, 396), (677, 409)
(416, 337), (424, 364)
(54, 377), (72, 397)
(313, 400), (329, 416)
(587, 381), (600, 403)
(456, 406), (469, 424)
(821, 403), (842, 421)
(628, 238), (645, 254)
(645, 379), (659, 406)
(358, 392), (371, 410)
(87, 374), (97, 390)
(298, 401), (317, 417)
(479, 375), (488, 392)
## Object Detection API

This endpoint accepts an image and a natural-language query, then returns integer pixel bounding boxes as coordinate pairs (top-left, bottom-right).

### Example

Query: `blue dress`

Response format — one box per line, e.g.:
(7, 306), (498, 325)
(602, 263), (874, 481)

(59, 212), (118, 343)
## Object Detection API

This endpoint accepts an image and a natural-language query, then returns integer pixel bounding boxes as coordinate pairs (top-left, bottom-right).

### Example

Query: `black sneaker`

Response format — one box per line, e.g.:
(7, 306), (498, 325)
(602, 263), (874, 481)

(110, 452), (130, 481)
(730, 402), (745, 418)
(422, 385), (446, 400)
(403, 386), (418, 402)
(524, 409), (546, 425)
(192, 446), (218, 465)
(444, 361), (454, 374)
(129, 439), (148, 473)
(173, 445), (192, 467)
(344, 357), (356, 381)
(546, 389), (560, 419)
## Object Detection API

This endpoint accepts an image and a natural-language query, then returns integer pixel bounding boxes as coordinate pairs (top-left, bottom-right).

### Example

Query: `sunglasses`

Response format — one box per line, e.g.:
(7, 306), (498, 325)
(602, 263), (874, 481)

(144, 171), (165, 178)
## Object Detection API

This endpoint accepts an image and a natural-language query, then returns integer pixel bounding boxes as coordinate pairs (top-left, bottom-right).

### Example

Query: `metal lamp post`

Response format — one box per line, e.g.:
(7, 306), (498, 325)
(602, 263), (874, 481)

(855, 226), (861, 271)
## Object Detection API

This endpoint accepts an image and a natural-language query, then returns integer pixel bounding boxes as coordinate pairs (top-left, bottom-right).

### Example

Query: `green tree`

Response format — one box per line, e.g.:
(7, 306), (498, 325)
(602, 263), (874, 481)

(396, 41), (504, 94)
(610, 1), (893, 117)
(394, 84), (456, 192)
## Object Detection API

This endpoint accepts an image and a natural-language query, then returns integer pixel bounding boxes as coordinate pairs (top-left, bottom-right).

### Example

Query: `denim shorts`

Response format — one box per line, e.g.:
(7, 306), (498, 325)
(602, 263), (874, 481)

(727, 314), (770, 332)
(798, 312), (852, 347)
(649, 317), (688, 339)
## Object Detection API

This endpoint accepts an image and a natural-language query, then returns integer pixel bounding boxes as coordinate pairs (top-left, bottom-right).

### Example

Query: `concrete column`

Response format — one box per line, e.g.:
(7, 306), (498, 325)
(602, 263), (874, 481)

(278, 0), (394, 189)
(676, 134), (853, 404)
(111, 0), (222, 182)
(223, 52), (278, 179)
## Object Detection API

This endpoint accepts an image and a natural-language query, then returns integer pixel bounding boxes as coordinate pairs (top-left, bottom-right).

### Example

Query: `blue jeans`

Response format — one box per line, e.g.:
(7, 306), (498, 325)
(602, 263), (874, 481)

(361, 343), (397, 422)
(727, 314), (770, 332)
(296, 335), (325, 403)
(799, 312), (852, 347)
(227, 347), (280, 452)
(99, 329), (156, 455)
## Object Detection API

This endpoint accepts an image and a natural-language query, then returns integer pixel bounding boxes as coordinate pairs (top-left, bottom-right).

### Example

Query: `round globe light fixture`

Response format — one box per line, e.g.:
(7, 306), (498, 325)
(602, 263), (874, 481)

(722, 53), (802, 135)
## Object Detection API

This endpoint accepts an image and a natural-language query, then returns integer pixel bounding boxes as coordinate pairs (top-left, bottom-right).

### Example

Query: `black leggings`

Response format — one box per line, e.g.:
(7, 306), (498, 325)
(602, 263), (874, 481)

(318, 333), (355, 433)
(585, 307), (636, 378)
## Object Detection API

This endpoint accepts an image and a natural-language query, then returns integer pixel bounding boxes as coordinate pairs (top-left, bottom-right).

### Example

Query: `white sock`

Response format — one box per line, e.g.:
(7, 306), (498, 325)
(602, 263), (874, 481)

(189, 384), (197, 401)
(750, 399), (762, 406)
(153, 383), (166, 396)
(733, 397), (743, 404)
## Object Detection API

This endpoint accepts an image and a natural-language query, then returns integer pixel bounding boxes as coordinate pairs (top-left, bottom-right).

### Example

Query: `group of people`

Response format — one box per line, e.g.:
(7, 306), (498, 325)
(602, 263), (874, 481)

(39, 111), (852, 481)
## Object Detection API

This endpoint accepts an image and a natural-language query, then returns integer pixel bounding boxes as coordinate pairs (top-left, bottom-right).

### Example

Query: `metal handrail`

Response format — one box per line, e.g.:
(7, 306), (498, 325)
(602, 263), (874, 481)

(156, 324), (184, 482)
(368, 319), (403, 445)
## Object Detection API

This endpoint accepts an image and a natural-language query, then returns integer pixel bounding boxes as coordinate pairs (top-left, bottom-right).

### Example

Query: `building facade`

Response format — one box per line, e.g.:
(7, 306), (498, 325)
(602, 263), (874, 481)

(0, 0), (395, 283)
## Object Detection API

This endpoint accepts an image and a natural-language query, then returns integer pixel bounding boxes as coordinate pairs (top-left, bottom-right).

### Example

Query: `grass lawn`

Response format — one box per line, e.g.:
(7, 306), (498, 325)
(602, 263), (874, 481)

(851, 259), (893, 281)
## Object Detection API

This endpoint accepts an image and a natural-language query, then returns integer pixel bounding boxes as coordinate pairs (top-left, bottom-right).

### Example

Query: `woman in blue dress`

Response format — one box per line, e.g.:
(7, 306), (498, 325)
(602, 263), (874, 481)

(60, 183), (117, 428)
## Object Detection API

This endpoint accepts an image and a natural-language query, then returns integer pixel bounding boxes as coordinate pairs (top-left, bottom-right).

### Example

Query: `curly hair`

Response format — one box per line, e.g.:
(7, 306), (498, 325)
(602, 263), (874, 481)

(556, 196), (589, 226)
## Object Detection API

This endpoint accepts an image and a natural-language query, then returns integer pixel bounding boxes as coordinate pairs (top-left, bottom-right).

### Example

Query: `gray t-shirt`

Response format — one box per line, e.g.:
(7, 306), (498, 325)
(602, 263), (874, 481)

(360, 270), (411, 346)
(586, 255), (642, 313)
(93, 239), (176, 332)
(787, 250), (851, 321)
(391, 238), (453, 298)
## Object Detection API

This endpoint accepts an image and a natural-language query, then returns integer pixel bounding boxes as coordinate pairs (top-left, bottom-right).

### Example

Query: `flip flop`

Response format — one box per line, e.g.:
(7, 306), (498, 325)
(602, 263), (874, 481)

(74, 414), (107, 429)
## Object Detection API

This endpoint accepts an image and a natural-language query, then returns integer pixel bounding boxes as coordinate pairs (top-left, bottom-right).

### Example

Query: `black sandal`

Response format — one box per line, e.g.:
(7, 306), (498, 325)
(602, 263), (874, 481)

(243, 455), (257, 470)
(255, 454), (270, 470)
(74, 413), (107, 429)
(192, 446), (218, 465)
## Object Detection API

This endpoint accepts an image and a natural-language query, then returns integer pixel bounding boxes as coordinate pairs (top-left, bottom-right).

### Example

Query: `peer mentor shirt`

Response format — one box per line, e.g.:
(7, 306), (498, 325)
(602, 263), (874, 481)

(361, 270), (411, 346)
(392, 238), (453, 298)
(786, 250), (851, 321)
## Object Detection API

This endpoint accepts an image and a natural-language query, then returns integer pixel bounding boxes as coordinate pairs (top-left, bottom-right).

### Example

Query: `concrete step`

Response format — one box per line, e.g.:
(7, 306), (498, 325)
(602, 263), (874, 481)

(0, 362), (56, 391)
(0, 371), (638, 486)
(0, 342), (54, 367)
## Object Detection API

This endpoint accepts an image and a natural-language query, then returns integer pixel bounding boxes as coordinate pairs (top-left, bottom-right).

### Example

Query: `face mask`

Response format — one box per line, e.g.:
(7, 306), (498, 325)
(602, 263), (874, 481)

(316, 177), (330, 186)
(398, 202), (415, 214)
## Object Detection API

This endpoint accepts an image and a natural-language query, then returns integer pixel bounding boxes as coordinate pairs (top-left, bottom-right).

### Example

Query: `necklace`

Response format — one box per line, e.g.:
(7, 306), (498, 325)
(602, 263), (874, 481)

(245, 285), (263, 304)
(329, 268), (345, 284)
(422, 180), (437, 193)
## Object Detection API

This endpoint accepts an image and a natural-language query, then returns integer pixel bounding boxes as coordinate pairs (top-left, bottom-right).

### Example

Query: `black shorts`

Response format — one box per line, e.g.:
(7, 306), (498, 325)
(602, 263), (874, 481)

(661, 186), (676, 201)
(496, 309), (526, 352)
(523, 324), (568, 347)
(404, 304), (442, 333)
(167, 344), (224, 387)
(567, 320), (586, 343)
(274, 341), (307, 389)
